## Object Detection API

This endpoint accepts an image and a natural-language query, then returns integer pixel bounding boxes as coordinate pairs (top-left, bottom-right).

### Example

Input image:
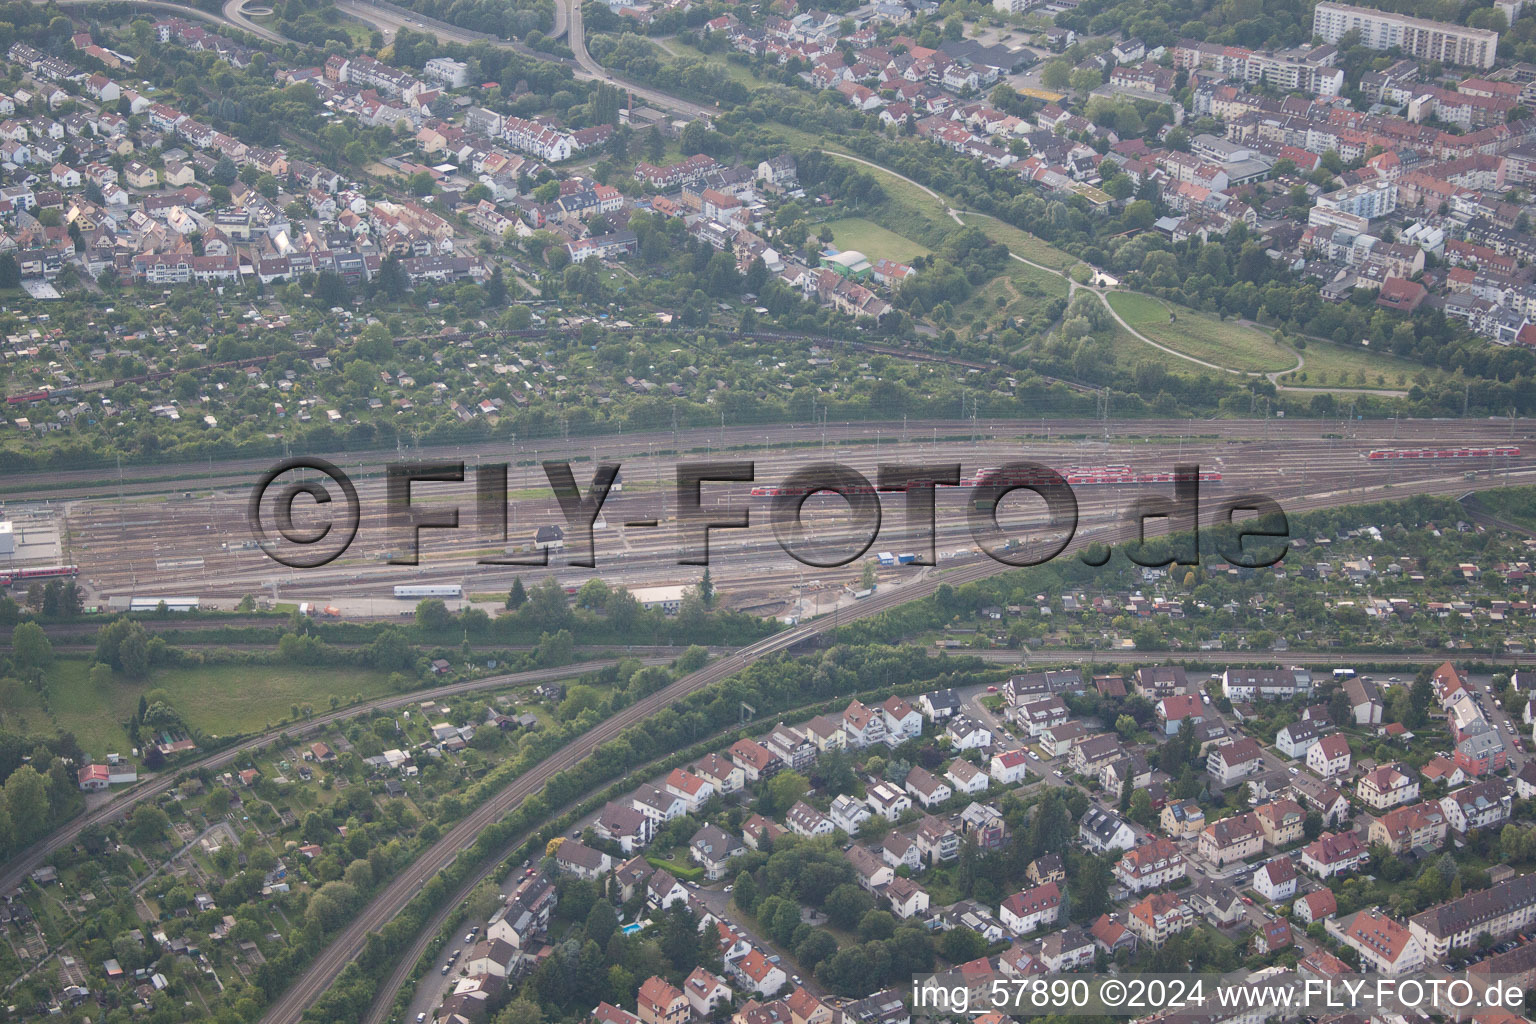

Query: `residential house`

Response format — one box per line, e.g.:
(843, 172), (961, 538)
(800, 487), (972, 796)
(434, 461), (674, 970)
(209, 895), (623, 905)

(690, 824), (745, 881)
(1254, 857), (1298, 901)
(638, 977), (691, 1024)
(946, 758), (989, 796)
(683, 968), (733, 1019)
(1080, 807), (1136, 853)
(999, 882), (1062, 935)
(1301, 830), (1369, 878)
(1294, 890), (1338, 925)
(881, 832), (922, 872)
(1254, 798), (1305, 847)
(554, 841), (611, 881)
(1127, 893), (1195, 947)
(1198, 812), (1263, 867)
(1307, 733), (1353, 778)
(1161, 800), (1206, 839)
(1156, 695), (1205, 734)
(904, 766), (953, 808)
(830, 793), (872, 834)
(1368, 800), (1448, 854)
(1356, 763), (1419, 810)
(1332, 910), (1424, 974)
(989, 749), (1031, 785)
(867, 780), (912, 820)
(1440, 778), (1513, 834)
(1114, 837), (1187, 894)
(1207, 739), (1265, 787)
(786, 801), (835, 838)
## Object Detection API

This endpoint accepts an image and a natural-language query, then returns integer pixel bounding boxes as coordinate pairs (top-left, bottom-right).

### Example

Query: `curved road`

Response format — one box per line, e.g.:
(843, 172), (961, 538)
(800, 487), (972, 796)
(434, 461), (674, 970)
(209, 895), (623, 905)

(262, 459), (1536, 1024)
(0, 658), (664, 897)
(41, 0), (285, 44)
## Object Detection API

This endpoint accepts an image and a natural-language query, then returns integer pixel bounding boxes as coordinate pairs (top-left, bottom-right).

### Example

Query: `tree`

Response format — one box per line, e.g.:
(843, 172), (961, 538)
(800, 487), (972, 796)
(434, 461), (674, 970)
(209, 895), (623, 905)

(824, 883), (872, 928)
(697, 568), (715, 608)
(415, 599), (452, 631)
(1041, 59), (1071, 90)
(939, 925), (986, 963)
(305, 880), (359, 930)
(11, 622), (52, 675)
(4, 764), (49, 842)
(765, 771), (809, 814)
(0, 254), (19, 289)
(858, 909), (896, 942)
(1330, 687), (1352, 727)
(796, 929), (838, 970)
(128, 803), (170, 846)
(507, 577), (528, 609)
(1303, 811), (1323, 841)
(1409, 675), (1434, 727)
(680, 120), (710, 156)
(119, 627), (150, 679)
(586, 899), (618, 946)
(486, 265), (509, 307)
(1070, 68), (1102, 94)
(732, 870), (759, 914)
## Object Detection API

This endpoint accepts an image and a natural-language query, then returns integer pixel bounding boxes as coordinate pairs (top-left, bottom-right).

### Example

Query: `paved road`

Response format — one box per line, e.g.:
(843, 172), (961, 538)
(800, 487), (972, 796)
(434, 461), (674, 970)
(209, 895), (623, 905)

(221, 0), (289, 44)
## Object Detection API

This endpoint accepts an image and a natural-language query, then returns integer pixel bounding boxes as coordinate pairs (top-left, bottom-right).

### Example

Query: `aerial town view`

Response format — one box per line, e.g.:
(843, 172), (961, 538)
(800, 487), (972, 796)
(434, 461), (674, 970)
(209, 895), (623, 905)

(2, 0), (1536, 1021)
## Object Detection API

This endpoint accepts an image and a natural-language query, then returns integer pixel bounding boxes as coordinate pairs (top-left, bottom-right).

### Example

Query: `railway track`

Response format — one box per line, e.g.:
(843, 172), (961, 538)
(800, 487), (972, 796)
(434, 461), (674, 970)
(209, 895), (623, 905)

(56, 428), (1528, 606)
(261, 459), (1535, 1024)
(9, 416), (1529, 502)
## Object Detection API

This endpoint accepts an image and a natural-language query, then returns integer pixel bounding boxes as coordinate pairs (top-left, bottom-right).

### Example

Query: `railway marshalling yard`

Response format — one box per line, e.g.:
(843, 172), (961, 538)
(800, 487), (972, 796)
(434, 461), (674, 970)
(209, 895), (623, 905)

(31, 415), (1536, 618)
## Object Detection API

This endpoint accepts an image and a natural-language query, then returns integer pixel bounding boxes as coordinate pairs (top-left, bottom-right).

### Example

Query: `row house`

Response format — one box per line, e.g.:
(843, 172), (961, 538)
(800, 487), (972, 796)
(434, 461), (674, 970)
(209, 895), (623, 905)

(1410, 873), (1536, 960)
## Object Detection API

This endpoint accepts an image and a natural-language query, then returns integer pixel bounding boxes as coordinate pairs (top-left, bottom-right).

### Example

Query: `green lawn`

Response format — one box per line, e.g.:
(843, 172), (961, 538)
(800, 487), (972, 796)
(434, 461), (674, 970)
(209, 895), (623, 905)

(823, 217), (931, 263)
(662, 40), (778, 89)
(1275, 338), (1438, 392)
(6, 658), (398, 758)
(1106, 292), (1297, 374)
(955, 211), (1078, 271)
